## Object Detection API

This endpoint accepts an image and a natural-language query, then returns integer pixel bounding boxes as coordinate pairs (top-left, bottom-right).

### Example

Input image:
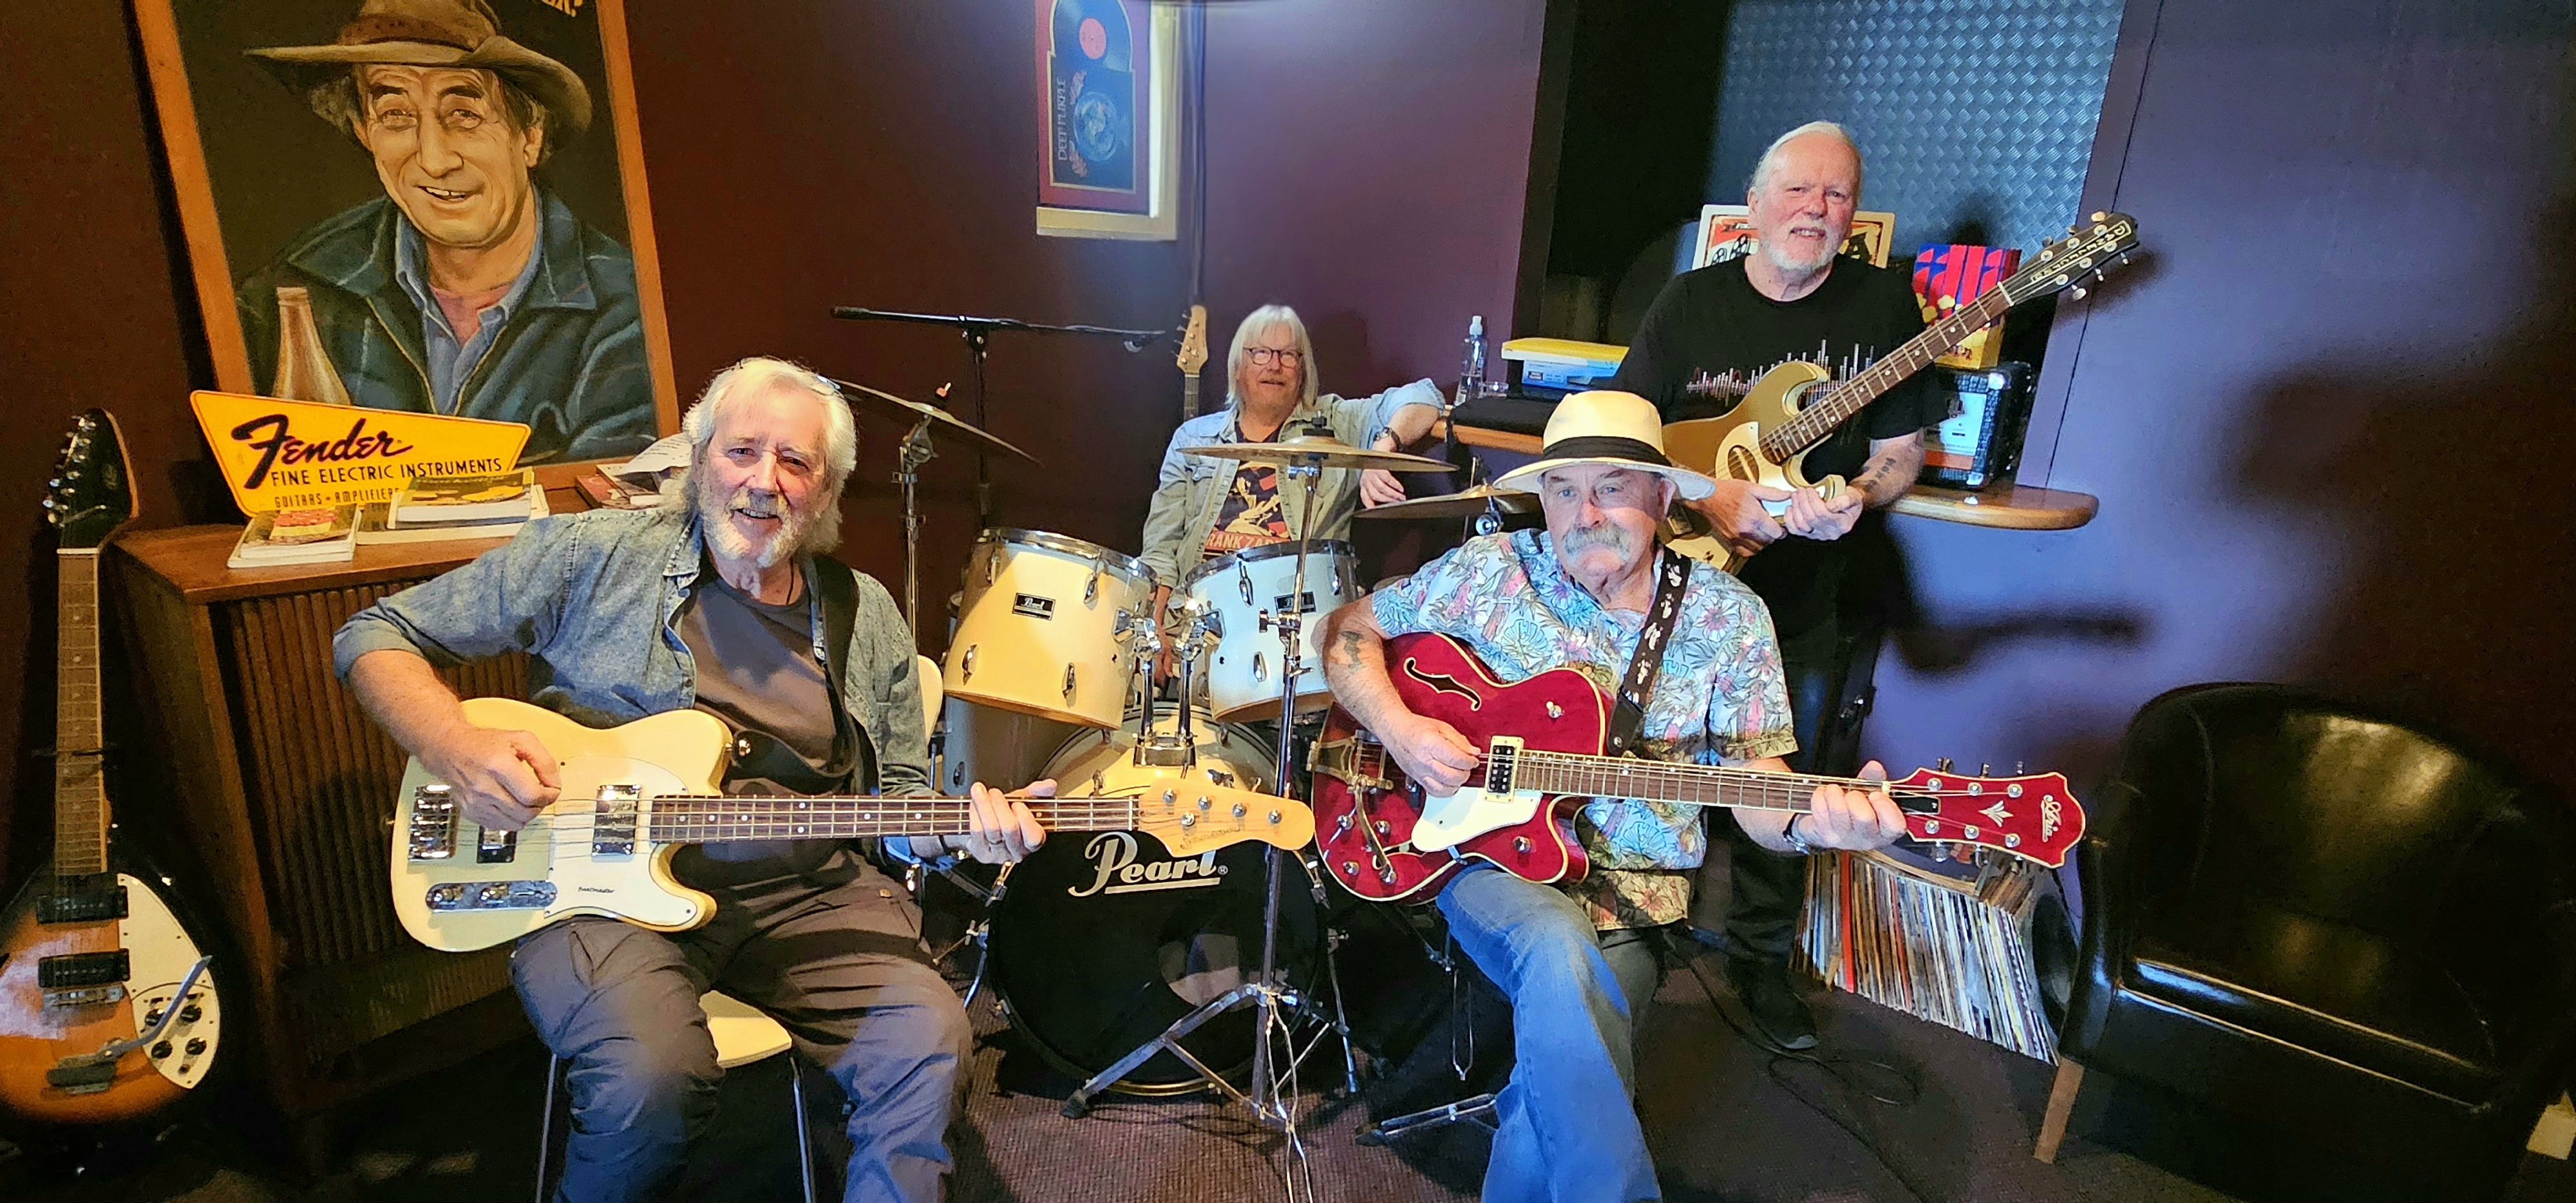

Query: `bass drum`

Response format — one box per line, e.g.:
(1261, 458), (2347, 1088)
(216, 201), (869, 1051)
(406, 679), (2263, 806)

(984, 708), (1315, 1093)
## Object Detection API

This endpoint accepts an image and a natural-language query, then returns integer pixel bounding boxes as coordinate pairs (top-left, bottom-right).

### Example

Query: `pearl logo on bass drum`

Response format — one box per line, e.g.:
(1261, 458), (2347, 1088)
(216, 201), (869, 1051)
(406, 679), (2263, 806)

(1065, 832), (1229, 898)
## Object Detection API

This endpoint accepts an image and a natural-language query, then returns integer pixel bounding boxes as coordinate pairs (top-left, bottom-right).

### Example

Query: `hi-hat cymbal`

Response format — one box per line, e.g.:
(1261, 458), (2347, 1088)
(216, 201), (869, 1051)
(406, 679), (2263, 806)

(1357, 482), (1540, 520)
(828, 377), (1039, 465)
(1178, 434), (1450, 473)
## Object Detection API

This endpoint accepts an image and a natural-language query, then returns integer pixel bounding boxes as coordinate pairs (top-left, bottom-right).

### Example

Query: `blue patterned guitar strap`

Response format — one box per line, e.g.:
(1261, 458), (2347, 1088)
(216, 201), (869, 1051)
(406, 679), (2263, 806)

(1604, 549), (1693, 758)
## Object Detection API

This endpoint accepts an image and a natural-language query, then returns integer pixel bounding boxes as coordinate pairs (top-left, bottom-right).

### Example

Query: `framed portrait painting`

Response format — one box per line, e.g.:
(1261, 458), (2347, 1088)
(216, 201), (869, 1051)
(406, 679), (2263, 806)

(1034, 0), (1180, 241)
(135, 0), (679, 466)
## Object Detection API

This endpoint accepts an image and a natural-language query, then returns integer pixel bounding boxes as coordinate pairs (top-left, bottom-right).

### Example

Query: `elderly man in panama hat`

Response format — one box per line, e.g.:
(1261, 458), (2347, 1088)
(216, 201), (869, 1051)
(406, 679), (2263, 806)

(1319, 391), (1906, 1203)
(234, 0), (652, 463)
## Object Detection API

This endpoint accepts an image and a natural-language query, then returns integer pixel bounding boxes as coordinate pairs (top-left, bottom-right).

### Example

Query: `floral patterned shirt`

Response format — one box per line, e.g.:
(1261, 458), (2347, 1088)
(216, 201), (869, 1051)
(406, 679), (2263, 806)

(1371, 531), (1797, 929)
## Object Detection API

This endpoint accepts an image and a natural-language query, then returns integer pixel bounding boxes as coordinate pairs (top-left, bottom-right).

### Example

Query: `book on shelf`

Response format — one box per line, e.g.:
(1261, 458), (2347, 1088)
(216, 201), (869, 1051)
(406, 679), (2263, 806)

(229, 506), (359, 569)
(356, 485), (549, 545)
(390, 469), (539, 527)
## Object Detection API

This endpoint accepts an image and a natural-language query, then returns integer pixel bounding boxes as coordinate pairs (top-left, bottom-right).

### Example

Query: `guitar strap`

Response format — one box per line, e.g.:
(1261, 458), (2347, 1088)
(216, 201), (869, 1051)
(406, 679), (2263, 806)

(1604, 549), (1693, 759)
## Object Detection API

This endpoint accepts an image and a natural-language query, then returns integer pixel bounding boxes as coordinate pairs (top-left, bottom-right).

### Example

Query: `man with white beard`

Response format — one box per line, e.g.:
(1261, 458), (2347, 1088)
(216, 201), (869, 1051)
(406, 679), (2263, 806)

(337, 357), (1040, 1202)
(1607, 122), (1947, 1052)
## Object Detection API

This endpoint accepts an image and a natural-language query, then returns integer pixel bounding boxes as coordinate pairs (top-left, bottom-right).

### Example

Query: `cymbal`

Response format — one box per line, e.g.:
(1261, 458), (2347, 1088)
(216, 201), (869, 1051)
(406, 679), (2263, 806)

(828, 378), (1039, 465)
(1178, 434), (1451, 473)
(1357, 482), (1540, 520)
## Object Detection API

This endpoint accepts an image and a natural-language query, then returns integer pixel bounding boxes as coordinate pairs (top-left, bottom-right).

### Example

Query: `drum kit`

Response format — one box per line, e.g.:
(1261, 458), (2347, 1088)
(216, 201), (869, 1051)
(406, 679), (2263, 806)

(837, 375), (1537, 1135)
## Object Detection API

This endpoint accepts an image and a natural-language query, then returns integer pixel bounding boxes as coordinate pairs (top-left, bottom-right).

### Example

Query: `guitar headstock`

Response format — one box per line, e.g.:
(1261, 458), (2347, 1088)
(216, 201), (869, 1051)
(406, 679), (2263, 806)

(1176, 305), (1209, 377)
(1890, 765), (2085, 869)
(45, 409), (137, 551)
(2001, 211), (2142, 307)
(1095, 778), (1315, 857)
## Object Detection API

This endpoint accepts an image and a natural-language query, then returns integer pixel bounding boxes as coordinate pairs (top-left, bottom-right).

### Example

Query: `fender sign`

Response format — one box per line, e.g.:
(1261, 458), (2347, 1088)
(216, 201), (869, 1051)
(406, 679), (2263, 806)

(189, 392), (530, 513)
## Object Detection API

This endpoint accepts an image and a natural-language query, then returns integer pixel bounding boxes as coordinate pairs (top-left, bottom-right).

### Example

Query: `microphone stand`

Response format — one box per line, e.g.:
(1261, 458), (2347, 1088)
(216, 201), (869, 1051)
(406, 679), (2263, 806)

(828, 307), (1177, 527)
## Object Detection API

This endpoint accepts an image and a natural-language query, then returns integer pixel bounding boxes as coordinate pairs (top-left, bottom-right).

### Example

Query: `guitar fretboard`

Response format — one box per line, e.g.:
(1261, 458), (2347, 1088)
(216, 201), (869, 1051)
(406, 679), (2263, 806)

(1759, 285), (2016, 461)
(55, 551), (108, 878)
(640, 796), (1157, 842)
(1511, 750), (1920, 814)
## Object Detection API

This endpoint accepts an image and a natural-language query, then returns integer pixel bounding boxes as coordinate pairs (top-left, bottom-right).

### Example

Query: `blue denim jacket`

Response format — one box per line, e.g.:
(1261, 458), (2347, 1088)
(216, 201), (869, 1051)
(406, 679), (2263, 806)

(332, 507), (930, 797)
(1137, 380), (1444, 585)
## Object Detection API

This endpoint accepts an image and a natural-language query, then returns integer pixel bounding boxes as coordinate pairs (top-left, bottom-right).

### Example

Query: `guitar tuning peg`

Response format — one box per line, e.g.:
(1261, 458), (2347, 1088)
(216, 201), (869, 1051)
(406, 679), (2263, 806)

(1980, 763), (1992, 776)
(2090, 211), (2107, 222)
(2117, 252), (2132, 267)
(2014, 761), (2025, 774)
(1935, 757), (1955, 773)
(2068, 284), (2088, 300)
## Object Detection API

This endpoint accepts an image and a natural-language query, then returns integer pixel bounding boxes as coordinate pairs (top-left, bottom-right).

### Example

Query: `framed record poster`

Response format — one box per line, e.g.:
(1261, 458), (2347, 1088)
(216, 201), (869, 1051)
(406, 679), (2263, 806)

(133, 0), (679, 466)
(1035, 0), (1180, 241)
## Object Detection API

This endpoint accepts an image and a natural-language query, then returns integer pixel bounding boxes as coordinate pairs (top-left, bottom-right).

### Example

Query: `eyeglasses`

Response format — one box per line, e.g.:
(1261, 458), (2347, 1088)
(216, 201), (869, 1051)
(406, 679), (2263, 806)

(1245, 347), (1305, 366)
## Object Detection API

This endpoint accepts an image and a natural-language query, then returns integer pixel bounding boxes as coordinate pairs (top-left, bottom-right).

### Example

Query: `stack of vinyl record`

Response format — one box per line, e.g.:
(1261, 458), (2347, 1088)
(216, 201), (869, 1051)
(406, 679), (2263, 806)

(1799, 850), (2058, 1062)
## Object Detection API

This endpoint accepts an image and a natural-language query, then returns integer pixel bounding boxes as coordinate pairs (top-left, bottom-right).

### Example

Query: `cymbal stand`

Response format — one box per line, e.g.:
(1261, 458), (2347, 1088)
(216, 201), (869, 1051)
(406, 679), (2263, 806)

(1061, 457), (1356, 1143)
(893, 413), (938, 645)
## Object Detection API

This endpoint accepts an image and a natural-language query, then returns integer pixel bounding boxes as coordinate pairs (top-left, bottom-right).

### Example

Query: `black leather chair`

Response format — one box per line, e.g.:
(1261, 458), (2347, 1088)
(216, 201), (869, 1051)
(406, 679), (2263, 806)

(2036, 683), (2576, 1198)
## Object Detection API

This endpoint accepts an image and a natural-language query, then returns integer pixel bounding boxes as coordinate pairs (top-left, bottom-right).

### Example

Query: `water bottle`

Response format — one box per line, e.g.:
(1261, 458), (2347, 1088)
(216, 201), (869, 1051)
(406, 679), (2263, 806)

(1458, 315), (1488, 408)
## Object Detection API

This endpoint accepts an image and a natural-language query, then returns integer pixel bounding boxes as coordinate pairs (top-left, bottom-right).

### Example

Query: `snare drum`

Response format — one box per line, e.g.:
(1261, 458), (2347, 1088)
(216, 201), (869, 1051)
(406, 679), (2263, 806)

(983, 706), (1311, 1092)
(1180, 541), (1360, 722)
(945, 529), (1155, 729)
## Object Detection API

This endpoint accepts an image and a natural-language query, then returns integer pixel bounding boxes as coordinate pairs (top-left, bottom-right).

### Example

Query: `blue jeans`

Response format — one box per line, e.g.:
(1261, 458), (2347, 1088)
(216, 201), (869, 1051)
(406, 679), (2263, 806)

(1437, 864), (1668, 1203)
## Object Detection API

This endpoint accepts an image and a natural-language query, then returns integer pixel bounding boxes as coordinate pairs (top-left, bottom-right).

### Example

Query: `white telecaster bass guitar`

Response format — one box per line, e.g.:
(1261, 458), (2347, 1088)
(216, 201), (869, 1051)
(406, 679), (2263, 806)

(393, 697), (1315, 953)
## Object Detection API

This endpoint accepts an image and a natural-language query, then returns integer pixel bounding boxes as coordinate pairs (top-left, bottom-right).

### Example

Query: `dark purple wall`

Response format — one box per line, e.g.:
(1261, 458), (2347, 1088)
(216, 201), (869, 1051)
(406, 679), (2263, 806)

(1867, 0), (2576, 797)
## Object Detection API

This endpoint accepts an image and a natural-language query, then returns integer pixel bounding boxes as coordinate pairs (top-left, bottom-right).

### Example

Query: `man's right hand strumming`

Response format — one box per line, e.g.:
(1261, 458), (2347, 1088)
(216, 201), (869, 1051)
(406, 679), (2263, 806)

(420, 724), (563, 833)
(1378, 711), (1481, 797)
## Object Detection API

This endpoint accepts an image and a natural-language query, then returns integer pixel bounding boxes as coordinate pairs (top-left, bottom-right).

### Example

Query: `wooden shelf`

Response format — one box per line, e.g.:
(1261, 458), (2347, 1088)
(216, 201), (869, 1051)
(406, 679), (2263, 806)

(119, 485), (594, 605)
(1450, 423), (2098, 532)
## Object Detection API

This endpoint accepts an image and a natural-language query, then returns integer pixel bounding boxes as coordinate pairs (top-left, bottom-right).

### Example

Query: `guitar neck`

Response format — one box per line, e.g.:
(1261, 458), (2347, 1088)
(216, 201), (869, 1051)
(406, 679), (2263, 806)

(1504, 748), (1913, 815)
(1760, 285), (2014, 460)
(1180, 374), (1202, 421)
(54, 550), (109, 877)
(642, 795), (1154, 843)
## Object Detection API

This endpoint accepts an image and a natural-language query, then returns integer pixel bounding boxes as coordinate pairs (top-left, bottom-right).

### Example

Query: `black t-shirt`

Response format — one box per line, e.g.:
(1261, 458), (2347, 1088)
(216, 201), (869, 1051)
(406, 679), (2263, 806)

(1609, 258), (1946, 637)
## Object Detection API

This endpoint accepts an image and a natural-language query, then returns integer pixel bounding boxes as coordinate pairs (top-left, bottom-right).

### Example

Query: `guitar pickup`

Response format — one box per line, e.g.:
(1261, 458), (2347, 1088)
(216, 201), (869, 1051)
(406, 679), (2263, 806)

(477, 827), (518, 864)
(36, 881), (127, 924)
(42, 983), (127, 1010)
(591, 784), (640, 856)
(37, 949), (129, 989)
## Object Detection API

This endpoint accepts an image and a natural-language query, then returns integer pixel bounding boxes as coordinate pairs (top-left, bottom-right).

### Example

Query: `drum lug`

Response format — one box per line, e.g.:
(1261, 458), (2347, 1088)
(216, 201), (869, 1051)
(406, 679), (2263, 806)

(1253, 651), (1267, 683)
(960, 645), (978, 681)
(985, 551), (1001, 585)
(1062, 663), (1078, 701)
(1237, 564), (1253, 604)
(1084, 558), (1102, 606)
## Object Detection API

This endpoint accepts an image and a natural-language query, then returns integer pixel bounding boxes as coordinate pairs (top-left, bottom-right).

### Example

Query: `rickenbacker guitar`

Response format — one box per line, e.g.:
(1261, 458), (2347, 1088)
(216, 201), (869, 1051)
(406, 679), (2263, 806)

(1307, 633), (2084, 903)
(1, 412), (223, 1124)
(1662, 211), (2142, 572)
(393, 697), (1316, 952)
(1176, 303), (1209, 419)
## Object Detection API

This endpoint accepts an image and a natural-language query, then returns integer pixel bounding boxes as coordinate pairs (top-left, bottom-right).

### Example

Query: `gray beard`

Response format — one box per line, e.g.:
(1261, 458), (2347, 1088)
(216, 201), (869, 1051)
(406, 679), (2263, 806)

(1759, 236), (1839, 276)
(699, 484), (806, 569)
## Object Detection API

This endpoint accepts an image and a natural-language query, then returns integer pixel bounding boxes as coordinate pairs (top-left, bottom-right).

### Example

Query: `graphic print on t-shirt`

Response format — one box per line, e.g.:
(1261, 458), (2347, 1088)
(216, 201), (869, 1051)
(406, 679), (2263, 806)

(1204, 461), (1291, 554)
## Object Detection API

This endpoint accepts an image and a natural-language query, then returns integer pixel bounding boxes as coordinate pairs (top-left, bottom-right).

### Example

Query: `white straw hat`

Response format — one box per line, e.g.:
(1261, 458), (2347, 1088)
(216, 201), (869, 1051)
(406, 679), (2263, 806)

(1492, 390), (1716, 501)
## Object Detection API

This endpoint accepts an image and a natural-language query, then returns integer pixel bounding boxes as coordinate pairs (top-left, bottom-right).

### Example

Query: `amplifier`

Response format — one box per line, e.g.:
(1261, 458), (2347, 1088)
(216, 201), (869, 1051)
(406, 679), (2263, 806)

(1918, 361), (2036, 491)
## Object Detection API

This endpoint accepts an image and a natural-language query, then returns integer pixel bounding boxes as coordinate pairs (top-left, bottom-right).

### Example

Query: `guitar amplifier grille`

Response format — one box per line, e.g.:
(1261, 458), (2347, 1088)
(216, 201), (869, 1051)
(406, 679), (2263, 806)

(219, 584), (528, 976)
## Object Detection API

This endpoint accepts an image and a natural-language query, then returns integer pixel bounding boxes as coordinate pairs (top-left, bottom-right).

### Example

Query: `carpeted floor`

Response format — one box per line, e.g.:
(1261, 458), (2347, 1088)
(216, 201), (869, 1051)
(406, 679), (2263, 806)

(8, 934), (2571, 1203)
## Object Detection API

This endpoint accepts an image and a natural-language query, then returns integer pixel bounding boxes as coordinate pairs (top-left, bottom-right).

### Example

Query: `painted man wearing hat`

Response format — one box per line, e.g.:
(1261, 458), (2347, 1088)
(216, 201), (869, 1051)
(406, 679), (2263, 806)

(234, 0), (653, 464)
(1320, 391), (1906, 1203)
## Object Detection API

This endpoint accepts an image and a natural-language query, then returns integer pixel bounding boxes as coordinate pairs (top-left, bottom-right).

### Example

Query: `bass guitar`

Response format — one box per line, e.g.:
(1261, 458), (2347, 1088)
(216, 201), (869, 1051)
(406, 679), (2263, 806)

(1307, 632), (2083, 902)
(393, 697), (1315, 952)
(1176, 303), (1209, 419)
(1, 412), (222, 1124)
(1662, 211), (2141, 571)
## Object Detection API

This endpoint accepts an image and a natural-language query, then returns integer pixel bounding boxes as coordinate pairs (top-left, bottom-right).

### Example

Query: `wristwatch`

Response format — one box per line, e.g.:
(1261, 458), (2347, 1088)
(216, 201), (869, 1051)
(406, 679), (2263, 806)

(1782, 813), (1817, 856)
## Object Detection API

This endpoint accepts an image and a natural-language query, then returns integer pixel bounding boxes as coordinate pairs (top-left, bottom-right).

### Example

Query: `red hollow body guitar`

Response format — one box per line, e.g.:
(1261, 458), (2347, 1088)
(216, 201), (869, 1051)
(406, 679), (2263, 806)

(1307, 632), (2085, 903)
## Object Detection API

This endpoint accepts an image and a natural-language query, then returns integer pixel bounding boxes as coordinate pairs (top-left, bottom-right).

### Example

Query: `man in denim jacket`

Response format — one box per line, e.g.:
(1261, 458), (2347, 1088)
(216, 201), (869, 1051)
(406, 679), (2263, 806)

(337, 357), (1041, 1203)
(1137, 304), (1445, 665)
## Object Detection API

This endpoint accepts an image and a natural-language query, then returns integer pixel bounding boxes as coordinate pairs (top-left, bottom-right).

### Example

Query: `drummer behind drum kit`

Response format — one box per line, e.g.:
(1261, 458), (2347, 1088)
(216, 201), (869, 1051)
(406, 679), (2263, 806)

(929, 426), (1459, 1124)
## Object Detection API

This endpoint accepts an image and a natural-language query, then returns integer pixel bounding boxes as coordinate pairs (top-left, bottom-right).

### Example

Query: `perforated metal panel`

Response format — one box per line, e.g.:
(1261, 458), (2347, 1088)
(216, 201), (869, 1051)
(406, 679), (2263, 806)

(1707, 0), (2125, 257)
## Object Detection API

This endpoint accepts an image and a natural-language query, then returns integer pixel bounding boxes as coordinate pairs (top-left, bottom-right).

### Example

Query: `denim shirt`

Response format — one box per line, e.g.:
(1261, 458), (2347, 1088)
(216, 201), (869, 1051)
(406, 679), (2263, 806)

(332, 507), (931, 797)
(1137, 379), (1444, 585)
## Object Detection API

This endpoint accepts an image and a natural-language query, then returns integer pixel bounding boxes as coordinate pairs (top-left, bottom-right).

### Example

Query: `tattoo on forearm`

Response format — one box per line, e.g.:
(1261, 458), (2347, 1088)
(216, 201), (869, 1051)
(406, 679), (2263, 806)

(1332, 629), (1366, 667)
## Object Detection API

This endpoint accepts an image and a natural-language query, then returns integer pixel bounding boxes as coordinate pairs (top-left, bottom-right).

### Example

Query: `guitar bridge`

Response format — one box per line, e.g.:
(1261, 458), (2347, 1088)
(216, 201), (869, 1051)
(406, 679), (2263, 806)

(408, 784), (457, 860)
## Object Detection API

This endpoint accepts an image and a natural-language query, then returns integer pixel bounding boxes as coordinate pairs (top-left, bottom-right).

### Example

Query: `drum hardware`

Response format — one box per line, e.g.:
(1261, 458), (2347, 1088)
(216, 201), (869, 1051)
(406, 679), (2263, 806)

(945, 529), (1155, 730)
(1179, 540), (1359, 722)
(1063, 437), (1446, 1128)
(826, 377), (1039, 645)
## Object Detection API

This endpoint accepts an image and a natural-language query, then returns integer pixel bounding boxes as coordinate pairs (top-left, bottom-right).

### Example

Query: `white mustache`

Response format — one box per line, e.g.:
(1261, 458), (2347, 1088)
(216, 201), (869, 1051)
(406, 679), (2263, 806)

(729, 489), (785, 521)
(1562, 524), (1634, 554)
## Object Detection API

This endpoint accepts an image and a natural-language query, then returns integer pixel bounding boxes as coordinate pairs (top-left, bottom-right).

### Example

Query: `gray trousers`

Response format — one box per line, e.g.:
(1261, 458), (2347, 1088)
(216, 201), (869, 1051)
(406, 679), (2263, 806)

(511, 860), (971, 1203)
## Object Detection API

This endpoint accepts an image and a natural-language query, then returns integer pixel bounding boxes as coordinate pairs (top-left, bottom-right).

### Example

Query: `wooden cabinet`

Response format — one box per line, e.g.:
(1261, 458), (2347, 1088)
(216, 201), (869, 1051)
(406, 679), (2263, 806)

(110, 526), (536, 1119)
